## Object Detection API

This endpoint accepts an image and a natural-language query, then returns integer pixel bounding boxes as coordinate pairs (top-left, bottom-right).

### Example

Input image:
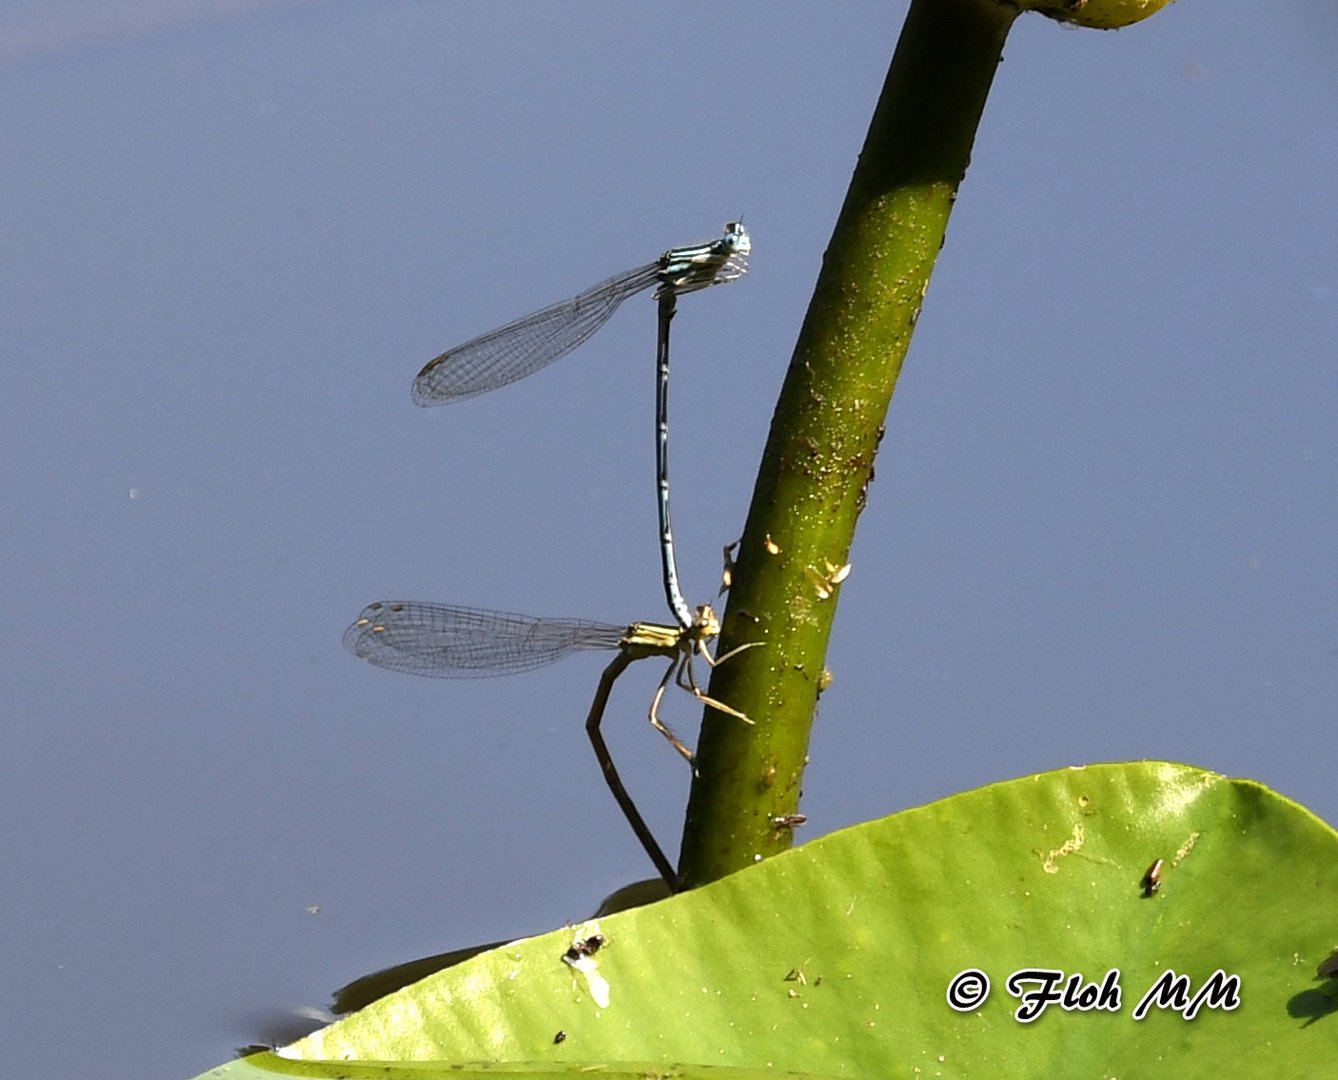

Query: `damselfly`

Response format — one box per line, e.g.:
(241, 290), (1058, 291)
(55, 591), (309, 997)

(411, 223), (748, 406)
(411, 223), (750, 632)
(344, 599), (754, 887)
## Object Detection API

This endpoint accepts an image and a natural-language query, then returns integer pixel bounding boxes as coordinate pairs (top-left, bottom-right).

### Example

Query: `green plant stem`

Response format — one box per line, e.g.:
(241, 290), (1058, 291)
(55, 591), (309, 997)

(678, 0), (1018, 887)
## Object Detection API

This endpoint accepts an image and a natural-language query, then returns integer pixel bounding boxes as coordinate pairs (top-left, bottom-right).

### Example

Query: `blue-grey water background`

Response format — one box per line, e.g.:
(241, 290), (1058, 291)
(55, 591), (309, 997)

(2, 2), (1335, 1075)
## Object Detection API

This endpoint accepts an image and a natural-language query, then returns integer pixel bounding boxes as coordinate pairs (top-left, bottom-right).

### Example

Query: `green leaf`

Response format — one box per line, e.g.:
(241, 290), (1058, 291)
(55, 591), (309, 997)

(204, 1056), (829, 1079)
(192, 762), (1338, 1077)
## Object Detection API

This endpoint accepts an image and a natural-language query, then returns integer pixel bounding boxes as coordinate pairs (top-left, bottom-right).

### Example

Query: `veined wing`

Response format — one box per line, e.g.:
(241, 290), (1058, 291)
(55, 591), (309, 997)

(410, 222), (750, 406)
(411, 261), (661, 406)
(343, 600), (630, 678)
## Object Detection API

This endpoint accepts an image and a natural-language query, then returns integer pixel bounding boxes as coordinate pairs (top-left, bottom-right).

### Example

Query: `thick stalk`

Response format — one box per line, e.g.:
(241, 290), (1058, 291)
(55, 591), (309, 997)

(679, 0), (1018, 885)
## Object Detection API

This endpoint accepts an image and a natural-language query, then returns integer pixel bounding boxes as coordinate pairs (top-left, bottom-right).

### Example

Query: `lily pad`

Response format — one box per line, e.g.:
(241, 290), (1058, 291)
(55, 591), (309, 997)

(196, 762), (1338, 1077)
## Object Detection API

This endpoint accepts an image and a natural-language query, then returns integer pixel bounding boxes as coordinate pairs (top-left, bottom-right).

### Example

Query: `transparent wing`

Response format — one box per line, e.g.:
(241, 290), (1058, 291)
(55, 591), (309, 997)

(412, 261), (662, 406)
(343, 601), (629, 679)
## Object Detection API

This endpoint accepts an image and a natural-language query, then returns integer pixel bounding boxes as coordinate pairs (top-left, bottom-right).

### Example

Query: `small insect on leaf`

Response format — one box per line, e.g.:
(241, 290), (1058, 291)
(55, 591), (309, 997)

(563, 933), (607, 962)
(563, 924), (611, 1008)
(1141, 858), (1164, 898)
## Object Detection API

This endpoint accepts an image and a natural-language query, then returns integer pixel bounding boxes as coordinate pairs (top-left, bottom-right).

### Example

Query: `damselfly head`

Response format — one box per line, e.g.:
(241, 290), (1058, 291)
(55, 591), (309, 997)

(722, 221), (751, 257)
(693, 603), (721, 638)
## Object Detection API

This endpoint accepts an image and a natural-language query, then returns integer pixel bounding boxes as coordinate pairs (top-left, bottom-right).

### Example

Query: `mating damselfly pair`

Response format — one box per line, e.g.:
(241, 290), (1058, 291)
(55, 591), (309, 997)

(344, 223), (755, 886)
